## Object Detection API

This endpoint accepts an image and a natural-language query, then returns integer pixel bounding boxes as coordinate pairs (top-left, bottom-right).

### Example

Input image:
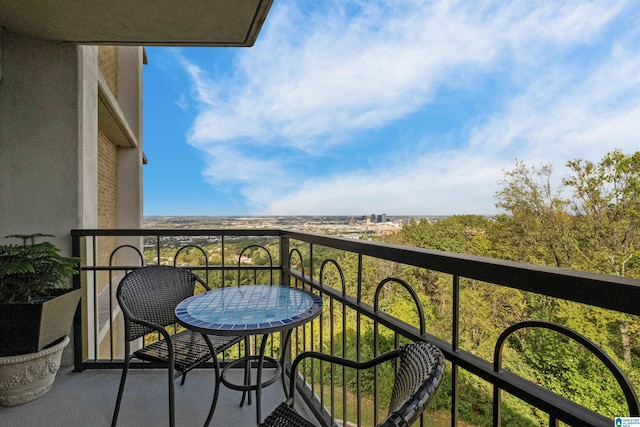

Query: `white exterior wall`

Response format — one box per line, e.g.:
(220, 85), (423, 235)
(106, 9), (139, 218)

(0, 32), (99, 250)
(0, 32), (101, 366)
(116, 46), (144, 230)
(78, 46), (100, 235)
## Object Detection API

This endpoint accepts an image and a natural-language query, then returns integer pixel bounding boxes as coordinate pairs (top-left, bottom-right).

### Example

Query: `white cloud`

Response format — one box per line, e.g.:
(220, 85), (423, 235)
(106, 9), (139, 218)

(200, 146), (285, 185)
(176, 0), (639, 215)
(185, 0), (503, 150)
(175, 94), (189, 111)
(258, 148), (502, 215)
(469, 41), (640, 165)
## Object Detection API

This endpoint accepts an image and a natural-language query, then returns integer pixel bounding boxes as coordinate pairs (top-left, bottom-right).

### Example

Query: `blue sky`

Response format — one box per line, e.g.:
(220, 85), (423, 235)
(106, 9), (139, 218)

(142, 0), (640, 217)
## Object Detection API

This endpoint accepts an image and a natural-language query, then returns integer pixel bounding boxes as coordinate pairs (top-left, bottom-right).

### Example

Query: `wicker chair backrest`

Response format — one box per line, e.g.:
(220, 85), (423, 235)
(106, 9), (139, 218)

(117, 265), (203, 340)
(382, 342), (446, 427)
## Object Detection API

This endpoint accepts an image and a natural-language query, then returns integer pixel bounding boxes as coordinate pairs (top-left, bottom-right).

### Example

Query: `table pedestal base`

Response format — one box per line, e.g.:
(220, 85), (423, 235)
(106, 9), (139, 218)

(218, 334), (289, 425)
(221, 355), (282, 392)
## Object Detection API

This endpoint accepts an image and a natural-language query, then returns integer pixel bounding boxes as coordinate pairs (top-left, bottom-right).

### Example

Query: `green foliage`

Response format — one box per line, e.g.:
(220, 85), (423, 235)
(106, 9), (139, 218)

(0, 234), (80, 303)
(492, 161), (573, 267)
(401, 215), (493, 256)
(563, 150), (640, 276)
(492, 151), (640, 386)
(379, 150), (640, 425)
(491, 150), (640, 277)
(517, 328), (627, 418)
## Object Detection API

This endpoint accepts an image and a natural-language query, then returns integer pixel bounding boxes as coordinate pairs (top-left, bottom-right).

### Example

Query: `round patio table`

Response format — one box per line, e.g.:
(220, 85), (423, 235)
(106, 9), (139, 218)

(175, 285), (322, 425)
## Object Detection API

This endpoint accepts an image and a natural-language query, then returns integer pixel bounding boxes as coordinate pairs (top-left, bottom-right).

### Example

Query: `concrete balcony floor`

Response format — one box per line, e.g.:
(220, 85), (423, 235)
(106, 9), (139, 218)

(1, 367), (318, 427)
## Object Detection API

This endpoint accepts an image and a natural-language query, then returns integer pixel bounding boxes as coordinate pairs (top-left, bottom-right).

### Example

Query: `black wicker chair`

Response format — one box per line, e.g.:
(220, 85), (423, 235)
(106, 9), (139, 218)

(111, 265), (243, 427)
(259, 341), (446, 427)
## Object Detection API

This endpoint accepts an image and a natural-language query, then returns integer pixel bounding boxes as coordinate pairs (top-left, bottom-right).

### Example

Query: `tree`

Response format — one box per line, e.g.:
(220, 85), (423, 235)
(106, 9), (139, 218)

(493, 161), (573, 267)
(563, 150), (640, 277)
(563, 150), (640, 368)
(493, 150), (640, 277)
(401, 215), (493, 256)
(493, 150), (640, 378)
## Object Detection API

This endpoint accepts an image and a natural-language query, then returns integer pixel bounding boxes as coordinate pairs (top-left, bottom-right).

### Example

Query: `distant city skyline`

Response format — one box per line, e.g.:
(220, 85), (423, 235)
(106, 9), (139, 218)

(143, 0), (640, 217)
(142, 214), (425, 237)
(143, 213), (449, 219)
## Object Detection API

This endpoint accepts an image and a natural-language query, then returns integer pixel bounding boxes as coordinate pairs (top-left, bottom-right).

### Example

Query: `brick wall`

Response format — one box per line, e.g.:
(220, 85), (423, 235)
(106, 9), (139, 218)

(98, 46), (118, 95)
(98, 129), (117, 229)
(97, 129), (118, 294)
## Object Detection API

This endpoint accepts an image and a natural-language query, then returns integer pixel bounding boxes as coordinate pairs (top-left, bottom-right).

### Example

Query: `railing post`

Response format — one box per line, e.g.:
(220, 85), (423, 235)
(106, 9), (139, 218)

(71, 232), (85, 372)
(452, 275), (460, 427)
(280, 234), (292, 370)
(280, 233), (290, 286)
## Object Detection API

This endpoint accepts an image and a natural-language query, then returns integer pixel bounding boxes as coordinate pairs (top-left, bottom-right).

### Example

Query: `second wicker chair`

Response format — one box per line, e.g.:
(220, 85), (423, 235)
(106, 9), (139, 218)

(259, 341), (446, 427)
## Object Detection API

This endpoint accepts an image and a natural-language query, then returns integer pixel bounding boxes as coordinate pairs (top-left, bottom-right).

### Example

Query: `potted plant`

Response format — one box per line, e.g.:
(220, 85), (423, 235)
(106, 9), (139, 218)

(0, 234), (81, 406)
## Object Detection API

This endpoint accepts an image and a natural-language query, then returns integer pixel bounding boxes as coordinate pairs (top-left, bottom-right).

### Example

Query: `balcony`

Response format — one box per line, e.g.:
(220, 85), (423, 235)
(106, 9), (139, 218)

(3, 228), (638, 427)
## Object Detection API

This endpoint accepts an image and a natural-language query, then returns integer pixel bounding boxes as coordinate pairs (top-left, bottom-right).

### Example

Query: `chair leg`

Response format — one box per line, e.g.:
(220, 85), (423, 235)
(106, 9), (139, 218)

(280, 329), (293, 398)
(256, 334), (269, 425)
(180, 331), (198, 386)
(111, 355), (131, 427)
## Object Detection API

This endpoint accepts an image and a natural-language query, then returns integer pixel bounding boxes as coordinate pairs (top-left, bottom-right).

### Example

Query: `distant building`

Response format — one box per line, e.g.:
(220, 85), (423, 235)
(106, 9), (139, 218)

(376, 213), (387, 223)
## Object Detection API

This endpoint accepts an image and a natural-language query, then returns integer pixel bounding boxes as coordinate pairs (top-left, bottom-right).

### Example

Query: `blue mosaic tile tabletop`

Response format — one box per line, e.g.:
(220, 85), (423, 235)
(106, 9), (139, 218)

(175, 285), (323, 336)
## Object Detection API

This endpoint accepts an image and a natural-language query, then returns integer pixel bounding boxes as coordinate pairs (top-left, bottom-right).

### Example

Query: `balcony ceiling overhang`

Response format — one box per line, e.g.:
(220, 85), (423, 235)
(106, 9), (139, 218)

(0, 0), (273, 46)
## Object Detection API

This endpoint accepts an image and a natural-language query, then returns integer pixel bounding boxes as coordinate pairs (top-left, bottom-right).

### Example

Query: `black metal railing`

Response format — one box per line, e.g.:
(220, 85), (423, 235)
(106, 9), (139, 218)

(70, 228), (640, 427)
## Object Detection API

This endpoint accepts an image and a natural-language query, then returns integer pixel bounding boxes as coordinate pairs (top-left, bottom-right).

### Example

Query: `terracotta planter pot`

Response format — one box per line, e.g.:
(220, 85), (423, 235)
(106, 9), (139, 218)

(0, 335), (69, 406)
